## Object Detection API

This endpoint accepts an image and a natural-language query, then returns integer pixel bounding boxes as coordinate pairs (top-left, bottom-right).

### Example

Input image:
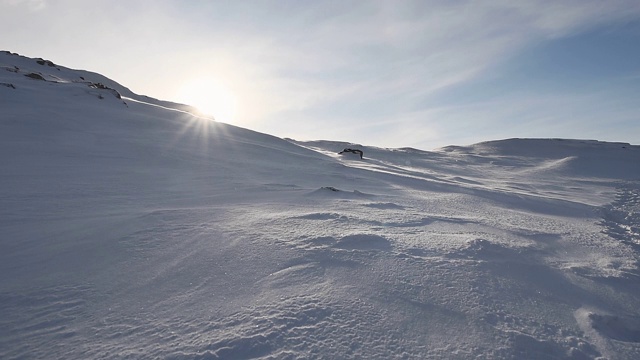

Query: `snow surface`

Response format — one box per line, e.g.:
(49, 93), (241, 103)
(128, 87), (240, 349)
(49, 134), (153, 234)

(2, 50), (640, 359)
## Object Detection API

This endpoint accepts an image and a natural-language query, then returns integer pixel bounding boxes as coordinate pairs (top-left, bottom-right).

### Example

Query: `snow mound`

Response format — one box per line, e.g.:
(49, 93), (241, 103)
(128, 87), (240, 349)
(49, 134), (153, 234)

(441, 138), (640, 179)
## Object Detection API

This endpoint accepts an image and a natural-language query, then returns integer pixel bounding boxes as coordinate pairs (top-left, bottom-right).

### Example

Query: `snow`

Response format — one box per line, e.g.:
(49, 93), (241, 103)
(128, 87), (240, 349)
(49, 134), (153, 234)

(1, 50), (640, 359)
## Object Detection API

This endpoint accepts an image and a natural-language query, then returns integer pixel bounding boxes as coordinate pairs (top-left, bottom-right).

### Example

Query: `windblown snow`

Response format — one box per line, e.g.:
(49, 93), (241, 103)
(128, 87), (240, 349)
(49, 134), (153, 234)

(1, 51), (640, 359)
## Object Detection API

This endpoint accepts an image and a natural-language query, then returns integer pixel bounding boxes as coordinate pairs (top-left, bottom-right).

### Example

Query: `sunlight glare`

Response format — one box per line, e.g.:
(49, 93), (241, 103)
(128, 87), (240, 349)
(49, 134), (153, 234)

(176, 78), (238, 123)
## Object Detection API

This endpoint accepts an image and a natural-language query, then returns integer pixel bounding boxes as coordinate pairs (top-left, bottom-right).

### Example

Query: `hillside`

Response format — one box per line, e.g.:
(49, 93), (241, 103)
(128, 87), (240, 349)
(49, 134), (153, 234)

(1, 51), (640, 359)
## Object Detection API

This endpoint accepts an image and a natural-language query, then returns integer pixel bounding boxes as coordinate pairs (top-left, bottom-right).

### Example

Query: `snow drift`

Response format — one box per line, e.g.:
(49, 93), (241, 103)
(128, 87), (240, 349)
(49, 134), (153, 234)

(1, 50), (640, 359)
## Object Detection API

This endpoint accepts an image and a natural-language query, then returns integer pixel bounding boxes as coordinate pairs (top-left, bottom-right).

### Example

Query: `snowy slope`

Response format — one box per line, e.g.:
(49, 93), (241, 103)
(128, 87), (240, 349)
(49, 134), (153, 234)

(2, 51), (640, 359)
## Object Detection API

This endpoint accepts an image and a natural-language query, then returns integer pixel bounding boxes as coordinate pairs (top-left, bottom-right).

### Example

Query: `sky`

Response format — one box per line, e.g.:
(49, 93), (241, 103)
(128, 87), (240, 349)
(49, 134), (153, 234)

(2, 0), (640, 149)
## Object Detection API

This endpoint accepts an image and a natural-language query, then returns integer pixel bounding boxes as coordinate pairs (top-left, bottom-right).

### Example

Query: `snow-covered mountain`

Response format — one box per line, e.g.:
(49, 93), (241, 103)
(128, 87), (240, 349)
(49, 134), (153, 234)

(1, 50), (640, 359)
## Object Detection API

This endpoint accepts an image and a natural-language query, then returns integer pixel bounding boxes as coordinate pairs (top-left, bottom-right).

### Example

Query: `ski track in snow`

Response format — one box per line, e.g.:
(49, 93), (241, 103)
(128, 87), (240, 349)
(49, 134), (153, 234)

(2, 51), (640, 359)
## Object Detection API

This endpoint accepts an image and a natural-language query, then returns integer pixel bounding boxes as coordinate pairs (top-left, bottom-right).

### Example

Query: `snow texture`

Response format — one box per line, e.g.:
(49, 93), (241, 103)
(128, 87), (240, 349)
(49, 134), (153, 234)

(2, 50), (640, 359)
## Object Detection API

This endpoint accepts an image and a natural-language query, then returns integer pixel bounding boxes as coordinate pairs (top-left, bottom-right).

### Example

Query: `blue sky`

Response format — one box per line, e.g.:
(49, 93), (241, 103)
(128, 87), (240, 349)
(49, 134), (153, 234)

(2, 0), (639, 149)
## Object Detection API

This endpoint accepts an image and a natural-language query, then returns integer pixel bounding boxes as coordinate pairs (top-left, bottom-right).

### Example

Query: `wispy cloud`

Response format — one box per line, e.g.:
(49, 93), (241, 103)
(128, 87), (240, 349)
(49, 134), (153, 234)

(213, 1), (638, 106)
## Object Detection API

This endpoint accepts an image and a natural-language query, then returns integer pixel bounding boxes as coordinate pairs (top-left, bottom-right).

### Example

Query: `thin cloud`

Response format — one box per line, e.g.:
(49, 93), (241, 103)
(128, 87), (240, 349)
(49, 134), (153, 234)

(225, 1), (640, 117)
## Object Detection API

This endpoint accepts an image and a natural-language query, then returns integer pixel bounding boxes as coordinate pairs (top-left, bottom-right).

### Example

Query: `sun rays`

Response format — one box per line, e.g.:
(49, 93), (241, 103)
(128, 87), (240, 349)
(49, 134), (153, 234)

(167, 76), (242, 159)
(176, 77), (238, 124)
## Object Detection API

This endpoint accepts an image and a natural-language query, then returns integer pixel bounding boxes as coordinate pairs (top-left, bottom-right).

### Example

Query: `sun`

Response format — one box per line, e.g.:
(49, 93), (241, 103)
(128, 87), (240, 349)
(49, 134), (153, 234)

(176, 78), (238, 123)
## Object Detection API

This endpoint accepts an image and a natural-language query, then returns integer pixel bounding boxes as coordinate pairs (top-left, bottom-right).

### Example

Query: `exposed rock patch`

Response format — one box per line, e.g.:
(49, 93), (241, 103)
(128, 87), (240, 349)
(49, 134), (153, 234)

(2, 65), (19, 73)
(89, 83), (122, 99)
(24, 73), (46, 81)
(36, 58), (56, 67)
